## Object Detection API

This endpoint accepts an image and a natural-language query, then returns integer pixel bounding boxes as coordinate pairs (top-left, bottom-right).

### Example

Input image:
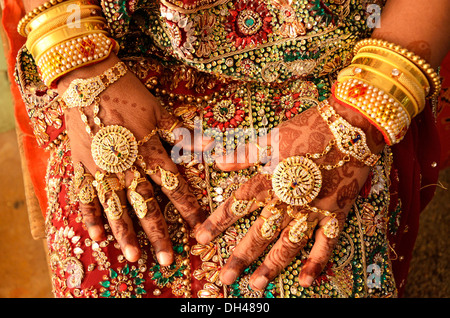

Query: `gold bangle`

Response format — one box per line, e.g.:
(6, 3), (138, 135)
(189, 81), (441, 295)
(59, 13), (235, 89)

(27, 0), (100, 35)
(348, 63), (421, 116)
(355, 47), (429, 93)
(17, 0), (67, 37)
(354, 38), (441, 98)
(26, 5), (103, 46)
(337, 66), (416, 119)
(333, 76), (410, 145)
(37, 33), (116, 87)
(351, 55), (426, 113)
(28, 17), (108, 59)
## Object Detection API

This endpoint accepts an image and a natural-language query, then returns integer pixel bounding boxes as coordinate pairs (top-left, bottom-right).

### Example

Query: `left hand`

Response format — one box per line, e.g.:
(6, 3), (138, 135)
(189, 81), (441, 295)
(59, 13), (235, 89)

(194, 96), (385, 291)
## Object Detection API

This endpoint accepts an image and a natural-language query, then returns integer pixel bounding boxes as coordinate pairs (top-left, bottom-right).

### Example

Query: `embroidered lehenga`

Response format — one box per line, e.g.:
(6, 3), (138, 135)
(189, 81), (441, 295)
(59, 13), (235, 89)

(10, 0), (442, 298)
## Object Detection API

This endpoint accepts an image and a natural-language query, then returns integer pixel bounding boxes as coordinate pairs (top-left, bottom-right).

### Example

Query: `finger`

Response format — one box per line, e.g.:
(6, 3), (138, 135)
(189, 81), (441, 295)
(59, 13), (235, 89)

(75, 165), (105, 241)
(219, 199), (289, 286)
(298, 215), (342, 288)
(139, 137), (206, 232)
(214, 131), (277, 172)
(195, 173), (272, 245)
(155, 104), (214, 153)
(95, 172), (141, 262)
(249, 212), (319, 291)
(125, 170), (174, 266)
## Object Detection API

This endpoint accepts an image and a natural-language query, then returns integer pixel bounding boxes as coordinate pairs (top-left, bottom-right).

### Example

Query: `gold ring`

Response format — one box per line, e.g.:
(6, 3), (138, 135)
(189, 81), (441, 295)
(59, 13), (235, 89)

(288, 215), (318, 244)
(260, 203), (284, 240)
(230, 194), (255, 218)
(78, 180), (97, 204)
(104, 191), (124, 220)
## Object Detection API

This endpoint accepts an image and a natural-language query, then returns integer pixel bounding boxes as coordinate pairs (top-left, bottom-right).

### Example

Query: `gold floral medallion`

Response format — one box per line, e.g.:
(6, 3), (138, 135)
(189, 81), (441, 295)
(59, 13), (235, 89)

(91, 125), (139, 173)
(272, 156), (322, 206)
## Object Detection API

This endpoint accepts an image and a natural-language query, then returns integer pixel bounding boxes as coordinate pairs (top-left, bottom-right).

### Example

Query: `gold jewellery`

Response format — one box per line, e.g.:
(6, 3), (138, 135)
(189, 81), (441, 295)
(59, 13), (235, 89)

(128, 167), (154, 219)
(333, 38), (441, 145)
(19, 0), (118, 87)
(268, 100), (379, 240)
(74, 162), (97, 204)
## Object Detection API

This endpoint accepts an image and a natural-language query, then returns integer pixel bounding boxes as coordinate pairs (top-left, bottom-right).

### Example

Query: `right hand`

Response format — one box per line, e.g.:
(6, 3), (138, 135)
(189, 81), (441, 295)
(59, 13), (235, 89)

(58, 54), (207, 265)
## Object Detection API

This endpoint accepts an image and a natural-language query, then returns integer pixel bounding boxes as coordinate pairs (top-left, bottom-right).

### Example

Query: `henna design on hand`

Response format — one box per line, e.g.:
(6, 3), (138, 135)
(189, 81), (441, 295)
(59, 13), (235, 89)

(336, 178), (360, 209)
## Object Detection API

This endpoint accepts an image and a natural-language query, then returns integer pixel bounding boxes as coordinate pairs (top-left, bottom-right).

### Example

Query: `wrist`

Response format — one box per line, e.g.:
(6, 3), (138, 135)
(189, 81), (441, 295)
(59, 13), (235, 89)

(56, 53), (122, 95)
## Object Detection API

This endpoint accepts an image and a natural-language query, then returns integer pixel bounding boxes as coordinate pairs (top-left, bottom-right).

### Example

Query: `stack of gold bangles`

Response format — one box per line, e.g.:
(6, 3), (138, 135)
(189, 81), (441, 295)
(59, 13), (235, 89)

(333, 38), (441, 145)
(18, 0), (118, 87)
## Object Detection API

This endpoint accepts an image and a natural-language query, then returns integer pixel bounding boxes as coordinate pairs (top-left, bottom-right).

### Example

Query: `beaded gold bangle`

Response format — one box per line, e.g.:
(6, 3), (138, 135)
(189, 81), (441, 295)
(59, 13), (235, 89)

(36, 33), (117, 87)
(27, 17), (108, 60)
(353, 38), (441, 99)
(333, 76), (410, 145)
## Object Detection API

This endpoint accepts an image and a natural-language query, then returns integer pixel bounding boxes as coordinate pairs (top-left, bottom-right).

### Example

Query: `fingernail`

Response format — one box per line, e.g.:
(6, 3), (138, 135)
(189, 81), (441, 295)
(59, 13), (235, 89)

(88, 226), (105, 241)
(124, 245), (140, 262)
(158, 251), (173, 266)
(251, 276), (268, 291)
(300, 275), (314, 287)
(196, 231), (212, 245)
(220, 270), (238, 285)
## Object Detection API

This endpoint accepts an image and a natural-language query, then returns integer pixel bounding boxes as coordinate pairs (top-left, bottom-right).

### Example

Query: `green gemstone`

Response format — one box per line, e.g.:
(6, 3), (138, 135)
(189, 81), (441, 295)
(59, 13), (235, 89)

(134, 278), (145, 285)
(122, 264), (130, 275)
(110, 268), (118, 279)
(153, 272), (162, 279)
(245, 18), (255, 27)
(265, 291), (274, 298)
(100, 280), (111, 288)
(135, 287), (146, 295)
(100, 290), (111, 297)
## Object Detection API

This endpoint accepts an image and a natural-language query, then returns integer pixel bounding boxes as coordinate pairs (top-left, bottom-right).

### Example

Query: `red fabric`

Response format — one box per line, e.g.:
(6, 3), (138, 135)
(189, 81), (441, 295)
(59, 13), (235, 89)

(2, 0), (49, 215)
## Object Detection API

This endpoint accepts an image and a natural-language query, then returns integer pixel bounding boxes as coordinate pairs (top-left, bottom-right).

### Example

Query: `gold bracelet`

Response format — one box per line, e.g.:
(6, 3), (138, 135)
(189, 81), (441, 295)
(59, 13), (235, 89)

(351, 55), (426, 113)
(26, 0), (99, 35)
(17, 0), (67, 37)
(26, 5), (103, 46)
(61, 61), (127, 109)
(354, 38), (441, 99)
(28, 17), (108, 60)
(317, 100), (380, 166)
(333, 76), (410, 145)
(37, 32), (116, 87)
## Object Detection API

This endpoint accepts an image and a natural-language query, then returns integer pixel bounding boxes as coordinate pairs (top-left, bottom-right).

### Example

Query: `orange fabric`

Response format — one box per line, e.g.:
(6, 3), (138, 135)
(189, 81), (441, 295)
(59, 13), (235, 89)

(2, 0), (49, 216)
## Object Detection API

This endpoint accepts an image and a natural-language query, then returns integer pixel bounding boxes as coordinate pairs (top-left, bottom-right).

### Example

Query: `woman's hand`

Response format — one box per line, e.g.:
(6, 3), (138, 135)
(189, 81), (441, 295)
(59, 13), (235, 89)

(58, 54), (206, 265)
(195, 96), (385, 290)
